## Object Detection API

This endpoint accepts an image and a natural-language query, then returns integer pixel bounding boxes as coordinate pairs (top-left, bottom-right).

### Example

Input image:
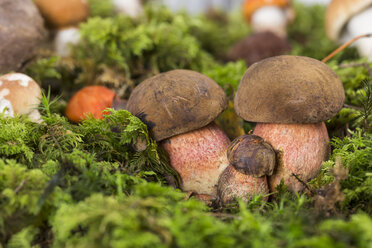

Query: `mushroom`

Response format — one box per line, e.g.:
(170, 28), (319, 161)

(65, 86), (116, 123)
(228, 31), (291, 66)
(234, 55), (345, 192)
(126, 69), (230, 196)
(0, 0), (46, 73)
(243, 0), (295, 38)
(0, 73), (42, 122)
(34, 0), (89, 29)
(326, 0), (372, 61)
(217, 135), (275, 205)
(54, 27), (81, 57)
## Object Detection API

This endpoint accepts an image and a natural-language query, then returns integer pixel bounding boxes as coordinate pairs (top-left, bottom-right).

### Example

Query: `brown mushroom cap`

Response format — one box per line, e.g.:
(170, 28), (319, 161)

(0, 73), (41, 116)
(34, 0), (89, 28)
(227, 135), (276, 177)
(234, 55), (345, 124)
(127, 69), (228, 141)
(0, 0), (46, 73)
(325, 0), (372, 42)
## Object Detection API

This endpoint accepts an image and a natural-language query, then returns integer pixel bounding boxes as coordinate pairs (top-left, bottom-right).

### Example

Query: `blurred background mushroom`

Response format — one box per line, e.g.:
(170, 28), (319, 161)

(126, 69), (230, 197)
(234, 55), (345, 193)
(325, 0), (372, 61)
(227, 0), (294, 66)
(0, 73), (42, 123)
(0, 0), (46, 73)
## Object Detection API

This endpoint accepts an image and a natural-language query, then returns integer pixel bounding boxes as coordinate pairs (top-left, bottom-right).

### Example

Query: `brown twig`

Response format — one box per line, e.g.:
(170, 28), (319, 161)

(291, 173), (314, 196)
(14, 180), (25, 194)
(322, 34), (372, 63)
(343, 103), (363, 111)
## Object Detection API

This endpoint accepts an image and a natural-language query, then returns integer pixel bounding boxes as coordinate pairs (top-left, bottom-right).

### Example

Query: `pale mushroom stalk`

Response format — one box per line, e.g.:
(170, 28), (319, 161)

(251, 6), (288, 38)
(0, 98), (14, 117)
(341, 7), (372, 61)
(54, 27), (81, 57)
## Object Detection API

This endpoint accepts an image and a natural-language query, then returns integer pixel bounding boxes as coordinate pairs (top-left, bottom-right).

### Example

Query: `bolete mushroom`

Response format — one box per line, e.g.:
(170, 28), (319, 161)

(126, 69), (230, 196)
(34, 0), (90, 29)
(326, 0), (372, 61)
(65, 86), (116, 123)
(234, 55), (345, 192)
(217, 135), (275, 205)
(243, 0), (295, 38)
(0, 73), (42, 122)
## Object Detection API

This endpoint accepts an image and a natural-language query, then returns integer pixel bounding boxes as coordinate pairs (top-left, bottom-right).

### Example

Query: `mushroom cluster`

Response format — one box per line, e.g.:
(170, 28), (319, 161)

(326, 0), (372, 61)
(234, 55), (345, 192)
(126, 69), (230, 196)
(0, 73), (42, 122)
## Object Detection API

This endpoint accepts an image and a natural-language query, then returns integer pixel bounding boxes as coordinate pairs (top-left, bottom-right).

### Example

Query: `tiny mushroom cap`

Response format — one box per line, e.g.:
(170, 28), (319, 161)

(227, 135), (276, 177)
(65, 85), (116, 123)
(234, 55), (345, 124)
(126, 69), (228, 141)
(0, 73), (41, 122)
(325, 0), (372, 42)
(34, 0), (90, 28)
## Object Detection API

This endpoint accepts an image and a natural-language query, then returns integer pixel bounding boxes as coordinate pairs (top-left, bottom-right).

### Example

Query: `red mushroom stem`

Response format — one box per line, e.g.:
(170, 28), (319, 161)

(253, 122), (330, 192)
(161, 122), (230, 196)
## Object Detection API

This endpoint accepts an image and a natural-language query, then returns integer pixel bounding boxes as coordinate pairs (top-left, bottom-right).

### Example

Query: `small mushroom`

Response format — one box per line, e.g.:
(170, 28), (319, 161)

(234, 55), (345, 192)
(0, 73), (42, 122)
(126, 69), (230, 196)
(34, 0), (90, 29)
(65, 86), (116, 123)
(228, 31), (291, 66)
(326, 0), (372, 61)
(217, 135), (274, 205)
(243, 0), (295, 38)
(54, 27), (81, 57)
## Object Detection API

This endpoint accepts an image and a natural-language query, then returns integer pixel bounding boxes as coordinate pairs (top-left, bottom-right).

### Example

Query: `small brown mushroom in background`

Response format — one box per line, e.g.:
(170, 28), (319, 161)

(217, 135), (274, 206)
(0, 0), (46, 73)
(65, 86), (117, 123)
(126, 69), (230, 197)
(325, 0), (372, 61)
(234, 55), (345, 193)
(0, 73), (42, 122)
(227, 31), (291, 67)
(34, 0), (90, 29)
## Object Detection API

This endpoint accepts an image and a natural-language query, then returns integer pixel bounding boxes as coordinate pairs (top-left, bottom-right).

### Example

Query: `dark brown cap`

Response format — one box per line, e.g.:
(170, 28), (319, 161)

(234, 55), (345, 123)
(227, 135), (276, 177)
(127, 69), (228, 141)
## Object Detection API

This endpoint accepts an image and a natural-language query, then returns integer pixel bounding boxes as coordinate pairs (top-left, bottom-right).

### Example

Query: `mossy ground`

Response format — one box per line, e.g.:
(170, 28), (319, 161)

(1, 1), (372, 247)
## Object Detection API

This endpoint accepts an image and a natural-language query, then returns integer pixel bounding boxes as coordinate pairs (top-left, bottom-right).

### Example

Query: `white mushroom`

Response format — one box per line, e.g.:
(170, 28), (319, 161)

(0, 73), (42, 123)
(251, 6), (288, 38)
(54, 27), (81, 57)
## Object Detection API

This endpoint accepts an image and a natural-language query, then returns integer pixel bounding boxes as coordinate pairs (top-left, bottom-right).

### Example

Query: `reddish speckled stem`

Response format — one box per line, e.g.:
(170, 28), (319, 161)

(253, 122), (330, 192)
(161, 122), (230, 196)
